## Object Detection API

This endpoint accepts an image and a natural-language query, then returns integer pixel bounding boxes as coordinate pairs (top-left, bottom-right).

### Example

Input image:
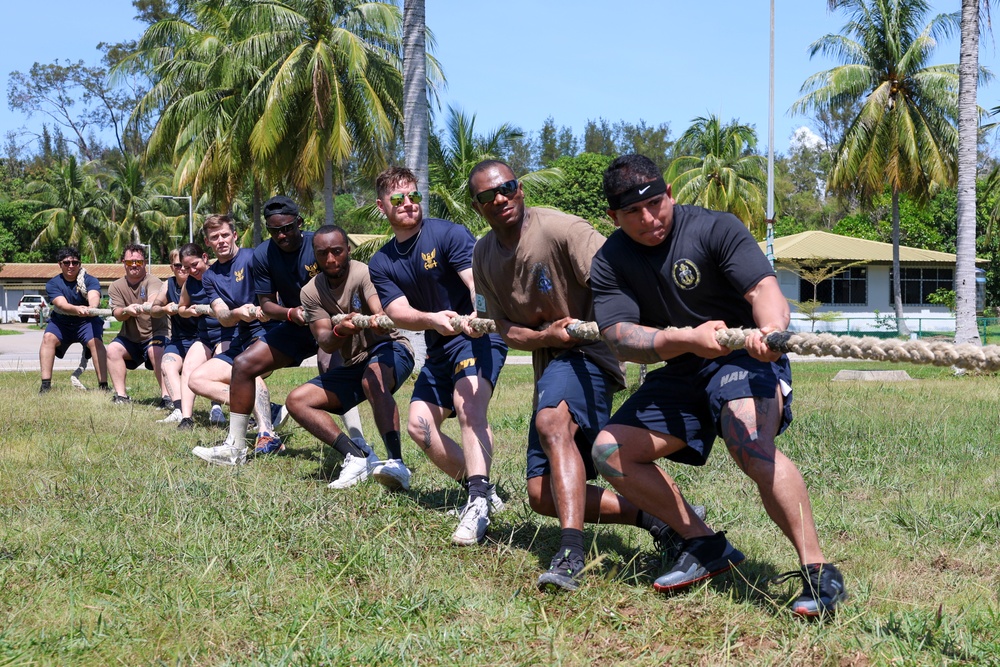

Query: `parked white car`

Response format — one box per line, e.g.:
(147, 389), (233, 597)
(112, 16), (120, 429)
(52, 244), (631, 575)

(17, 295), (49, 323)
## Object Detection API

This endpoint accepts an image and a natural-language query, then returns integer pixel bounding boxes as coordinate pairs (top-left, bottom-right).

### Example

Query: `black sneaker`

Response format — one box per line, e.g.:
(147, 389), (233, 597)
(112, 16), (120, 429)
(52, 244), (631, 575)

(158, 396), (173, 410)
(649, 504), (708, 558)
(39, 384), (51, 395)
(177, 417), (195, 431)
(772, 563), (847, 617)
(111, 394), (131, 405)
(537, 549), (586, 592)
(653, 531), (745, 592)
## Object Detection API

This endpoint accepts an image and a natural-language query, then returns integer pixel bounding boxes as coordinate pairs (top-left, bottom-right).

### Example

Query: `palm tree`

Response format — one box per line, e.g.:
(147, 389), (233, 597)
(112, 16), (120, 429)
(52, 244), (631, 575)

(665, 114), (767, 236)
(242, 0), (407, 224)
(25, 156), (109, 261)
(100, 153), (180, 261)
(428, 107), (562, 235)
(954, 0), (991, 345)
(794, 0), (960, 336)
(403, 0), (428, 213)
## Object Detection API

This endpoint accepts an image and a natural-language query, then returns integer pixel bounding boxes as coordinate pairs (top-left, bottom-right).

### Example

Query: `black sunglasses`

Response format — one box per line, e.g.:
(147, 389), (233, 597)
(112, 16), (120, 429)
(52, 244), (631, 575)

(60, 260), (81, 266)
(473, 179), (518, 205)
(267, 220), (299, 236)
(172, 263), (185, 269)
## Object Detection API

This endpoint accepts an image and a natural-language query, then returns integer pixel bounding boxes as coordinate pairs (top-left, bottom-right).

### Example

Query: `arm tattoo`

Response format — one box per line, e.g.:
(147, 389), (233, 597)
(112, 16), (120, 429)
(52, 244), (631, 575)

(606, 322), (662, 364)
(592, 442), (626, 478)
(416, 417), (432, 451)
(721, 397), (777, 473)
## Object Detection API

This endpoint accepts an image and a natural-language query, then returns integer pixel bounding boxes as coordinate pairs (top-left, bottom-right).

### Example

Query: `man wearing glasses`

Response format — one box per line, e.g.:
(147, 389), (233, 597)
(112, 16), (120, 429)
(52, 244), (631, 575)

(468, 161), (698, 591)
(107, 244), (169, 404)
(39, 246), (109, 394)
(368, 166), (508, 546)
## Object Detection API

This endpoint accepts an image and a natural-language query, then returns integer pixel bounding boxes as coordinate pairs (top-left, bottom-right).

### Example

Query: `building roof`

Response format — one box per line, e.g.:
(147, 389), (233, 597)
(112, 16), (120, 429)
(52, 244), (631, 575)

(760, 230), (987, 264)
(0, 263), (173, 281)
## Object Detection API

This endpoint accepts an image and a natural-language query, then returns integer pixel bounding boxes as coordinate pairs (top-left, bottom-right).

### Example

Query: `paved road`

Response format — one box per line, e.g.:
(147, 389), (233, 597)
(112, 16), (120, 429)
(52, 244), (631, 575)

(0, 323), (535, 373)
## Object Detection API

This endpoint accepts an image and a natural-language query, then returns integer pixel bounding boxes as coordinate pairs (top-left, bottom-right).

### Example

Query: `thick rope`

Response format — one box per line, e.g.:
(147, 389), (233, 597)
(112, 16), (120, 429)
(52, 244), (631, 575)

(329, 314), (1000, 373)
(52, 304), (212, 318)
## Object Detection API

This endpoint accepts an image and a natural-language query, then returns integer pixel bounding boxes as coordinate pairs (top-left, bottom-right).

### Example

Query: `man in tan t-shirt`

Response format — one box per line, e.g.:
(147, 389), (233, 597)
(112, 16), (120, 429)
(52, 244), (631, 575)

(107, 244), (169, 404)
(470, 160), (701, 592)
(285, 225), (416, 491)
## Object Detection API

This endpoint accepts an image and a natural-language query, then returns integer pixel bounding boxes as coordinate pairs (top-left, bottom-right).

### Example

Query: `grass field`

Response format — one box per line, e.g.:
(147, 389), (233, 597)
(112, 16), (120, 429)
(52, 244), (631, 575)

(1, 360), (999, 665)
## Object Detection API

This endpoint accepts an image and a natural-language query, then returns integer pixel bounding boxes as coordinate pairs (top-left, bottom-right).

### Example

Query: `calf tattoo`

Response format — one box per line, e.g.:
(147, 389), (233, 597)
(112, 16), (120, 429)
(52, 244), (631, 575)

(592, 442), (626, 478)
(416, 417), (432, 450)
(607, 323), (662, 364)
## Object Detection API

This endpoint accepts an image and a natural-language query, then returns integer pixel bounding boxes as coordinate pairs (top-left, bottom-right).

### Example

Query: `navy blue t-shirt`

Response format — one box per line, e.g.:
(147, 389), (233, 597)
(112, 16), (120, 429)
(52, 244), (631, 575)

(591, 205), (774, 364)
(184, 276), (222, 338)
(46, 273), (101, 325)
(201, 248), (260, 337)
(368, 218), (476, 351)
(167, 277), (200, 340)
(252, 231), (319, 307)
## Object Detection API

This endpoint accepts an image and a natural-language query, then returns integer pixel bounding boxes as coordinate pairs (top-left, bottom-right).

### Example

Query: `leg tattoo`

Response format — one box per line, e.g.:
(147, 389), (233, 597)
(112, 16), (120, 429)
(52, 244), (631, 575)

(722, 398), (777, 472)
(592, 442), (626, 478)
(416, 416), (432, 451)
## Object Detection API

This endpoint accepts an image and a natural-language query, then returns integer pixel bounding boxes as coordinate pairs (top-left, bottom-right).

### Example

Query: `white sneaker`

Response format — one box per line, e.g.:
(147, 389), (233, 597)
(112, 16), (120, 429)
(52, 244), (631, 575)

(157, 408), (183, 423)
(209, 405), (227, 425)
(328, 451), (379, 489)
(488, 483), (505, 513)
(70, 375), (87, 390)
(192, 441), (247, 466)
(372, 459), (412, 491)
(452, 496), (490, 546)
(270, 402), (290, 431)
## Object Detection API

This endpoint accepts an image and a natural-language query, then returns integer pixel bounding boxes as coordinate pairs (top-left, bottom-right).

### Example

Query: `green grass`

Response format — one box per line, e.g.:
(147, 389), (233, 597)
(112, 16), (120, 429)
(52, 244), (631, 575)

(0, 328), (19, 336)
(1, 361), (999, 665)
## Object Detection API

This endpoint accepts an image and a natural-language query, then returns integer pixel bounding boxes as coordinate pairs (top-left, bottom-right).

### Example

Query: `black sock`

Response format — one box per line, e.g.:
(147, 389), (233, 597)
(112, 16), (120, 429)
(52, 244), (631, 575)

(466, 474), (490, 499)
(636, 509), (662, 532)
(560, 528), (585, 558)
(98, 382), (109, 391)
(173, 399), (181, 410)
(40, 379), (52, 389)
(332, 433), (365, 458)
(383, 430), (402, 461)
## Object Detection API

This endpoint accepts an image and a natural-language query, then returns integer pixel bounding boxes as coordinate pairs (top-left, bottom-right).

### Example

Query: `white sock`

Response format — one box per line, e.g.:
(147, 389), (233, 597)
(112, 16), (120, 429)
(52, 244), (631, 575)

(226, 413), (250, 447)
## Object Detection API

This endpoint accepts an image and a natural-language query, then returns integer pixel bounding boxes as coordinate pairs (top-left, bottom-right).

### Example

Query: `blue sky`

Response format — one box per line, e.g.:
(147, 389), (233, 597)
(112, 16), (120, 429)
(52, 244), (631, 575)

(3, 1), (998, 156)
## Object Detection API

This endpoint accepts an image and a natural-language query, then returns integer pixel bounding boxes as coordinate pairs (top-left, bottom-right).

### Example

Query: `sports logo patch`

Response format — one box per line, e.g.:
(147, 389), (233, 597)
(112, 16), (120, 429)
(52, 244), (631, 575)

(671, 259), (700, 290)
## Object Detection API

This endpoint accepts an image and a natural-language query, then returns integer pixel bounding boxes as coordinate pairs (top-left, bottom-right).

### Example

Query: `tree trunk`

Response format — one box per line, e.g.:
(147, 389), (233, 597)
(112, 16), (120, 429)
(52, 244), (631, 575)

(403, 0), (428, 214)
(324, 158), (335, 225)
(252, 180), (262, 247)
(955, 0), (982, 345)
(891, 189), (912, 337)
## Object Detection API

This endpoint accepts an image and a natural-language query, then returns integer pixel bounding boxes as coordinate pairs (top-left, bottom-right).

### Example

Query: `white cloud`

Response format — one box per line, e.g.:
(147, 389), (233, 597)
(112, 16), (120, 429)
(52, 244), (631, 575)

(790, 126), (825, 151)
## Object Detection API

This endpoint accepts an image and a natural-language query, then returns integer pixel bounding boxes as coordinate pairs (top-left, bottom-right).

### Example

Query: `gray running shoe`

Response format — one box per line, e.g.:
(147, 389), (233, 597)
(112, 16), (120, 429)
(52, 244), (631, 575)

(537, 549), (586, 592)
(653, 531), (745, 592)
(650, 504), (708, 557)
(773, 563), (848, 617)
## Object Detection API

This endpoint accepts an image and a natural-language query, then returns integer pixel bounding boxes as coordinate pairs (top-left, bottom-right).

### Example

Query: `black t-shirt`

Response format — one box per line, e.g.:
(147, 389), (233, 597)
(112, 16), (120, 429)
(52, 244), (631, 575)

(591, 204), (774, 362)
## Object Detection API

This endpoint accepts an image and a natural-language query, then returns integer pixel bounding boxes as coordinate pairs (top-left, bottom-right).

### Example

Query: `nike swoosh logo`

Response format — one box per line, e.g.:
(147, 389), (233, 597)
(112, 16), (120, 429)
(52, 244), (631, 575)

(638, 186), (650, 195)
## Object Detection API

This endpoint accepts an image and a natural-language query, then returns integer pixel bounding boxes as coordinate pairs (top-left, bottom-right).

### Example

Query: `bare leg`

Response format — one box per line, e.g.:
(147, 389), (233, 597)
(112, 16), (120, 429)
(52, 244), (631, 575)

(452, 374), (494, 478)
(106, 341), (130, 397)
(179, 342), (211, 418)
(160, 352), (183, 403)
(407, 400), (465, 480)
(39, 333), (59, 382)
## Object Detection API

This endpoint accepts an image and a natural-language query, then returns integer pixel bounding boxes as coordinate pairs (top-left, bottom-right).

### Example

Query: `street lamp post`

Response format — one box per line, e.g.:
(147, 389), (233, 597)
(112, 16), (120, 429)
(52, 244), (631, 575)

(154, 195), (194, 244)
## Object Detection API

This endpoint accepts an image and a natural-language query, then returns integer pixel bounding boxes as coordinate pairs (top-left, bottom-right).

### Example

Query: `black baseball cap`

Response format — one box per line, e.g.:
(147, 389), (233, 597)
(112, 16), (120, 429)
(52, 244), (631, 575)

(262, 195), (299, 218)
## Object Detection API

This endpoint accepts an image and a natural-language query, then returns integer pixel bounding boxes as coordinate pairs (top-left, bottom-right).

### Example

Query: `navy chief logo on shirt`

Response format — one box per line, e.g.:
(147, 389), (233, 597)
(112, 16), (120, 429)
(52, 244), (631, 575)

(422, 248), (438, 270)
(671, 259), (701, 290)
(305, 262), (319, 278)
(235, 268), (245, 282)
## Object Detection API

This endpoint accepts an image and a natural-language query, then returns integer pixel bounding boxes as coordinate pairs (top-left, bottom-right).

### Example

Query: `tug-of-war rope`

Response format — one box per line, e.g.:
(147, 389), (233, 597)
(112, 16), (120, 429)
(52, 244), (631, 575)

(54, 306), (1000, 373)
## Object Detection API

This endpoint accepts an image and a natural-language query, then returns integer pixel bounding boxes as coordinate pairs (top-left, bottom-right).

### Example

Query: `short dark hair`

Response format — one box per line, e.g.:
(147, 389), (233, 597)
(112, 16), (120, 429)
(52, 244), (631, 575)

(375, 166), (417, 199)
(179, 242), (206, 259)
(56, 246), (81, 263)
(121, 243), (147, 261)
(603, 154), (662, 202)
(467, 159), (515, 199)
(313, 224), (348, 245)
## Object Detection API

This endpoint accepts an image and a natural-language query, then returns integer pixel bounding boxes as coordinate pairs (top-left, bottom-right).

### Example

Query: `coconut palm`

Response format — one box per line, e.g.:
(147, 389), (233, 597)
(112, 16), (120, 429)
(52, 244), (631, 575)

(100, 153), (180, 261)
(403, 0), (428, 212)
(25, 156), (109, 261)
(665, 114), (767, 236)
(241, 0), (409, 224)
(794, 0), (960, 336)
(954, 0), (991, 345)
(429, 107), (562, 235)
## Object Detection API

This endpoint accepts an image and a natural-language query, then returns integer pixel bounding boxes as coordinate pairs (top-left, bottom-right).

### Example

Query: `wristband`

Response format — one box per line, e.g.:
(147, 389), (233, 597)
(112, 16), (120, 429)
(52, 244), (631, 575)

(287, 308), (293, 322)
(332, 324), (347, 338)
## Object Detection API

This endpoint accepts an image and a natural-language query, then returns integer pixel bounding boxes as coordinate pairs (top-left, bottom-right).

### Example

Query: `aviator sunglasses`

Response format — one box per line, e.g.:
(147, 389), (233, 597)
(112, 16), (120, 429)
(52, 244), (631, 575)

(389, 191), (422, 207)
(473, 179), (518, 205)
(60, 259), (81, 267)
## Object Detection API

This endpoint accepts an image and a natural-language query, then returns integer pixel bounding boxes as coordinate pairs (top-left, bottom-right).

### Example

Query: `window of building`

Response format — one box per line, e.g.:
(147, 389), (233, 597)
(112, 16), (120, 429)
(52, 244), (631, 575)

(889, 267), (953, 306)
(800, 266), (867, 305)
